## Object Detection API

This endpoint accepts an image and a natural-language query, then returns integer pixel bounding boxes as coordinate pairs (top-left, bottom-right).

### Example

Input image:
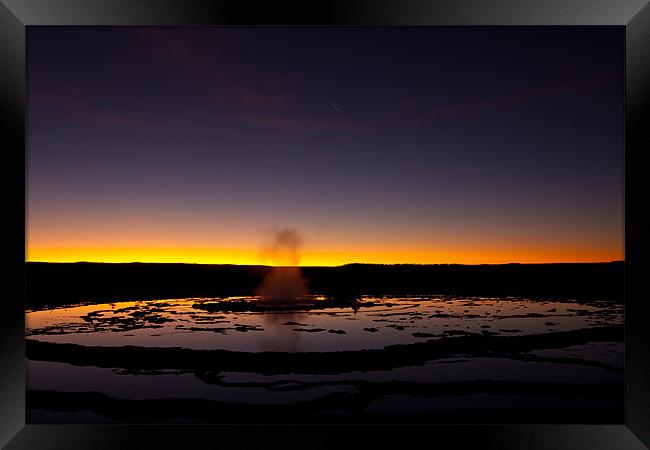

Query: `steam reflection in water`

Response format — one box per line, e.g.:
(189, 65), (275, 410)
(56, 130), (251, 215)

(26, 296), (623, 352)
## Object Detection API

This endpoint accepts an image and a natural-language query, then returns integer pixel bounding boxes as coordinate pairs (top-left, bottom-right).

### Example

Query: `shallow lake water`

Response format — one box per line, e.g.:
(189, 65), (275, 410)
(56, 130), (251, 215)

(26, 295), (624, 423)
(26, 295), (623, 352)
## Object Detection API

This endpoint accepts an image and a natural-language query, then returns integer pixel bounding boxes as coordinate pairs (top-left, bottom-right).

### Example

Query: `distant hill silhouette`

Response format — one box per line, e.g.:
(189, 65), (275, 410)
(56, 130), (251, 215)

(26, 261), (624, 309)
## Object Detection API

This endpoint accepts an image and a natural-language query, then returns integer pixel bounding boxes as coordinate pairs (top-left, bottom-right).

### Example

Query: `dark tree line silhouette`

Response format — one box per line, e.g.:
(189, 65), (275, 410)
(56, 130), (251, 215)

(26, 261), (623, 309)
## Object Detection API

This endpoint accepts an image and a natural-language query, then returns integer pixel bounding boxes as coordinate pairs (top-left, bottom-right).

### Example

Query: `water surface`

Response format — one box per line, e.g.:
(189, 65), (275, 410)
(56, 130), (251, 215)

(26, 295), (624, 423)
(26, 295), (622, 352)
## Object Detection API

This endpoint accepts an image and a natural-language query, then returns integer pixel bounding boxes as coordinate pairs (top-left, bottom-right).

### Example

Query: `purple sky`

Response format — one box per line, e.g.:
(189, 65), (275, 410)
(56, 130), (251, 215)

(26, 27), (624, 265)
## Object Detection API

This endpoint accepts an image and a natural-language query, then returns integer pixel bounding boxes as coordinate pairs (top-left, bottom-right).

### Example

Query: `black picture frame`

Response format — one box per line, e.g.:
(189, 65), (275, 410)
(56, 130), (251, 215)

(2, 1), (649, 448)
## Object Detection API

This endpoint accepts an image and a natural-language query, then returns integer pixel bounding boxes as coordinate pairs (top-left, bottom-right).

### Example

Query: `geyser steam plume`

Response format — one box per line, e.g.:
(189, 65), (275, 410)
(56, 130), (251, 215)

(256, 227), (308, 304)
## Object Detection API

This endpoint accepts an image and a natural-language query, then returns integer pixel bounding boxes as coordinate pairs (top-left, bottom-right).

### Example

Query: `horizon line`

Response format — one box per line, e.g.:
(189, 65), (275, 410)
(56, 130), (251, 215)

(25, 260), (625, 267)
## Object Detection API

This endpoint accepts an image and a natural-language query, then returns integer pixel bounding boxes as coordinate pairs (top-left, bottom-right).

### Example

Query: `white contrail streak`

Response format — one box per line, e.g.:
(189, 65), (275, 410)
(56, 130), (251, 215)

(327, 98), (341, 113)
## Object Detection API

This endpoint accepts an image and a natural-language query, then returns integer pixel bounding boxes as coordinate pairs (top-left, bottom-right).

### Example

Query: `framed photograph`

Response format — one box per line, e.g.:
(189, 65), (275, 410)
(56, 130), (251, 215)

(2, 0), (649, 448)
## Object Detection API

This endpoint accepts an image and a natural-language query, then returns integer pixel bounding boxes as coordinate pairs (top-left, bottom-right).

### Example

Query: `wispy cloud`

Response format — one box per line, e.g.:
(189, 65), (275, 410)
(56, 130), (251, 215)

(29, 29), (359, 136)
(392, 75), (620, 126)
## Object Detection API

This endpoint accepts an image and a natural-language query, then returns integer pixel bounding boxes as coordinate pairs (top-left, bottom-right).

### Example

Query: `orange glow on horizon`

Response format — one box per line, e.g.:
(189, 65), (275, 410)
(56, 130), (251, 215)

(26, 245), (624, 266)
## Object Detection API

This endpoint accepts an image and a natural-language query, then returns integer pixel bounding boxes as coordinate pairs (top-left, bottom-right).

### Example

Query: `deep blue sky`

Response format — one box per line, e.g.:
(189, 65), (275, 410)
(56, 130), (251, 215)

(26, 27), (624, 264)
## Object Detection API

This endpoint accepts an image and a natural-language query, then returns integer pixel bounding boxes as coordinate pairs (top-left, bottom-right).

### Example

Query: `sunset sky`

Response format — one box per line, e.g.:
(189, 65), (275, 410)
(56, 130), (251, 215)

(26, 27), (624, 266)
